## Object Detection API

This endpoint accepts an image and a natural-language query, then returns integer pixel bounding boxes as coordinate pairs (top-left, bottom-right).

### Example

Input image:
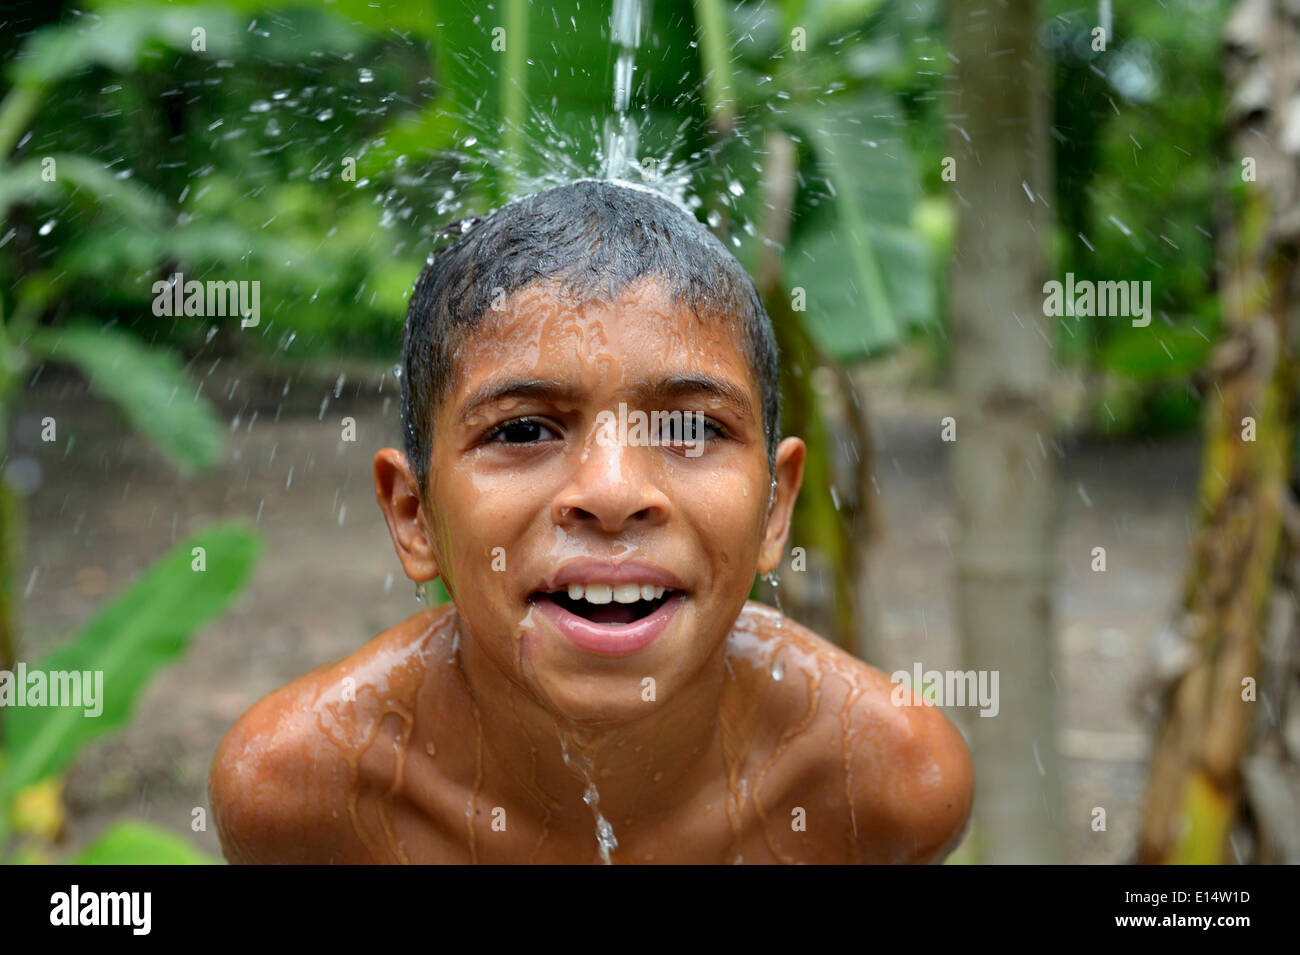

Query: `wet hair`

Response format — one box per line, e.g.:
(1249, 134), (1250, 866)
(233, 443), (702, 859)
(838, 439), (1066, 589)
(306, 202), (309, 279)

(400, 178), (781, 494)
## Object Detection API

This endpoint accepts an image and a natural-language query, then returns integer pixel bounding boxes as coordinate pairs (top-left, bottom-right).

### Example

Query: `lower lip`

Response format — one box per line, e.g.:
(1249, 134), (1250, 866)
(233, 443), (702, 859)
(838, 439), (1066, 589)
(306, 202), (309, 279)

(533, 592), (686, 656)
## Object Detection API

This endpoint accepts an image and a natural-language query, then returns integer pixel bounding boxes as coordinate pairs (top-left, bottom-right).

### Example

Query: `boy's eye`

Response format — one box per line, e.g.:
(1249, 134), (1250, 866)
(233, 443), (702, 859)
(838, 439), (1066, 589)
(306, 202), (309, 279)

(487, 417), (559, 445)
(660, 414), (724, 444)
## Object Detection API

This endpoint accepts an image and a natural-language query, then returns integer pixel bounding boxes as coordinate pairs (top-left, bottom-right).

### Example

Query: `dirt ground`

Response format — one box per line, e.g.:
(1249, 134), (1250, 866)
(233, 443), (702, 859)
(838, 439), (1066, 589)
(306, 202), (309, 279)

(10, 355), (1200, 864)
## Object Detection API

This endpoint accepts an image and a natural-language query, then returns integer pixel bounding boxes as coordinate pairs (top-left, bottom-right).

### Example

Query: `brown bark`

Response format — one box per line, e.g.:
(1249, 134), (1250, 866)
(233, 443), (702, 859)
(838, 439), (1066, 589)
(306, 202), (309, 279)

(1138, 0), (1300, 864)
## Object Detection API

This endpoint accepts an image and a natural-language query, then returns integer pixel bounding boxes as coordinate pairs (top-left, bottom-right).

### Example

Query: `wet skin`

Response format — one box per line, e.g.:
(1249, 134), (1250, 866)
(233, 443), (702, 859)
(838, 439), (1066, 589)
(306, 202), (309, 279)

(209, 278), (974, 863)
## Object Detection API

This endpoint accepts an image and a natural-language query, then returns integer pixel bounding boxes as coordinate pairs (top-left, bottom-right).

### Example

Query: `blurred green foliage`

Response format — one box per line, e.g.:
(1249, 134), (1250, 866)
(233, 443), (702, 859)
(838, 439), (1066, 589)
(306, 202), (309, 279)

(1, 0), (1236, 436)
(0, 0), (1247, 864)
(1042, 0), (1232, 432)
(855, 0), (1232, 430)
(1, 523), (260, 862)
(0, 0), (944, 364)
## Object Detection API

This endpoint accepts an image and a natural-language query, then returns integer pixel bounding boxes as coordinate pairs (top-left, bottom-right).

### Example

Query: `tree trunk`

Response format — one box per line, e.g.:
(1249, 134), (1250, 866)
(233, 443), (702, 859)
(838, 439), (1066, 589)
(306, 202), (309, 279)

(1137, 0), (1300, 865)
(947, 0), (1062, 863)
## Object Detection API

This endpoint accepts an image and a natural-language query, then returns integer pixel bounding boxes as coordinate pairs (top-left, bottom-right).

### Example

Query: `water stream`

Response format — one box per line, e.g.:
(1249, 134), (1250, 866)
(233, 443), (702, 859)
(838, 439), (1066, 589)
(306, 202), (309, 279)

(601, 0), (649, 180)
(559, 733), (619, 864)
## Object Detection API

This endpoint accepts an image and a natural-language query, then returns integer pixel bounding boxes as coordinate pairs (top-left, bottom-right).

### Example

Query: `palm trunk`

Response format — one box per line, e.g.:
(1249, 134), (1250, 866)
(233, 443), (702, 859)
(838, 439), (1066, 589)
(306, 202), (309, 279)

(1137, 0), (1300, 864)
(948, 0), (1062, 863)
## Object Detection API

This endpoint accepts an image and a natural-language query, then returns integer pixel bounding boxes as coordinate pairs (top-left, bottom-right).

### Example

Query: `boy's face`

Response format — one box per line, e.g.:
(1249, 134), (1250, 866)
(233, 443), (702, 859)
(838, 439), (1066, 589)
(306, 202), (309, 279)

(375, 276), (804, 723)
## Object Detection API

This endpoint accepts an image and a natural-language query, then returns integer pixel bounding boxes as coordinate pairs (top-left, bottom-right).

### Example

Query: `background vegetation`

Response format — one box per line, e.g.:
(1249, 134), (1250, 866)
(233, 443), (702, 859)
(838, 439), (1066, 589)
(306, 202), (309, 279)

(0, 0), (1261, 863)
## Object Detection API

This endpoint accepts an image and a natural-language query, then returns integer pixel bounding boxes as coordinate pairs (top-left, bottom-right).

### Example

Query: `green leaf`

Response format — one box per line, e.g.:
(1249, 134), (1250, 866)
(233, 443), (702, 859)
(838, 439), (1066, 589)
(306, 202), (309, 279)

(25, 324), (224, 473)
(73, 821), (219, 865)
(797, 0), (887, 51)
(354, 95), (461, 181)
(0, 154), (166, 225)
(786, 92), (933, 359)
(792, 221), (935, 359)
(9, 5), (243, 88)
(0, 524), (260, 806)
(0, 158), (59, 216)
(1097, 323), (1213, 379)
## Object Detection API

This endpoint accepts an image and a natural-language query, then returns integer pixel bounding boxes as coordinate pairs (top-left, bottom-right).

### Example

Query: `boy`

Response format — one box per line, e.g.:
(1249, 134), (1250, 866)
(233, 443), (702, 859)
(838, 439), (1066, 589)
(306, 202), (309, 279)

(209, 179), (973, 864)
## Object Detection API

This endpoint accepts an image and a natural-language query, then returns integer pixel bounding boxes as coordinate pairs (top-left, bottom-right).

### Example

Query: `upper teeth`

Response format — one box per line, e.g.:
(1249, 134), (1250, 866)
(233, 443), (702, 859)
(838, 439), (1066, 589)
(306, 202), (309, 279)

(566, 583), (667, 604)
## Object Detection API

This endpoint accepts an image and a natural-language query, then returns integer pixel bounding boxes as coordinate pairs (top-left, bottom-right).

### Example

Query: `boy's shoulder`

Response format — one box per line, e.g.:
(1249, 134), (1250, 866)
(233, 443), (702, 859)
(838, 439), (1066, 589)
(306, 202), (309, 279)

(208, 605), (456, 863)
(734, 601), (974, 864)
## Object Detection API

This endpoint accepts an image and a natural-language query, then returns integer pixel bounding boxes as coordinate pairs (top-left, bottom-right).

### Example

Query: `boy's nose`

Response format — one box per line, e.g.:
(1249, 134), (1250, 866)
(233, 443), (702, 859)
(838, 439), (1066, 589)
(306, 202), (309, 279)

(550, 435), (671, 533)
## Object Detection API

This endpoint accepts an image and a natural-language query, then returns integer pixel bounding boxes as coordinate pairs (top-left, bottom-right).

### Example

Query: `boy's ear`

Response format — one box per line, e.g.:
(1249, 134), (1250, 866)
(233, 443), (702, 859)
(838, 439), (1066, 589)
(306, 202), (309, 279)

(373, 448), (440, 583)
(757, 437), (805, 576)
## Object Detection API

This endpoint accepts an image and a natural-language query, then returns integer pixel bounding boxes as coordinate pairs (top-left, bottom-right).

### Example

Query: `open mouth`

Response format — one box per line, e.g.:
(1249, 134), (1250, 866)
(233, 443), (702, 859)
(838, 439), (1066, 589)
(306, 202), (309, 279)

(532, 585), (681, 625)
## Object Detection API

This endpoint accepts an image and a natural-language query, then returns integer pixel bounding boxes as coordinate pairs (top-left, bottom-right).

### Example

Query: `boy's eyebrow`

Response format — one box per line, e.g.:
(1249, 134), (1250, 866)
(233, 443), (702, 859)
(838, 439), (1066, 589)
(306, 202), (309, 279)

(457, 378), (584, 423)
(635, 374), (754, 419)
(456, 373), (754, 423)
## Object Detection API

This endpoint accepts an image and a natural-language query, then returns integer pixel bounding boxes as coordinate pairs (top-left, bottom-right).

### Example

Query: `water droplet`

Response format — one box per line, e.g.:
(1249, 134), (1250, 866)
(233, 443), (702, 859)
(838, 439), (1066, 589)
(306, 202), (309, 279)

(597, 818), (619, 851)
(37, 219), (56, 236)
(358, 68), (374, 84)
(764, 572), (784, 619)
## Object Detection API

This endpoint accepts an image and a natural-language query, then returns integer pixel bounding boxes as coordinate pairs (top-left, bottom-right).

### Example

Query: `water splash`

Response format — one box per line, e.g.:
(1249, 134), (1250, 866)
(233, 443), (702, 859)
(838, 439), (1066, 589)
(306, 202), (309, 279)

(413, 0), (737, 227)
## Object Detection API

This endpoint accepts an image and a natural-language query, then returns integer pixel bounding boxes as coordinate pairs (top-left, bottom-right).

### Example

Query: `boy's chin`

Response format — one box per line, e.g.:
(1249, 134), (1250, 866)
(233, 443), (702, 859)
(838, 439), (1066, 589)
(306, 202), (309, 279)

(520, 633), (718, 726)
(530, 678), (664, 726)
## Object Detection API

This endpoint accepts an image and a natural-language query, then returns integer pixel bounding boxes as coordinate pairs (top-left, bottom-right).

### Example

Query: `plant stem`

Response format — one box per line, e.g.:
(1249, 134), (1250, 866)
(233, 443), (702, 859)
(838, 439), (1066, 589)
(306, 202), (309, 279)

(693, 0), (734, 136)
(498, 0), (529, 200)
(0, 85), (41, 162)
(0, 291), (25, 737)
